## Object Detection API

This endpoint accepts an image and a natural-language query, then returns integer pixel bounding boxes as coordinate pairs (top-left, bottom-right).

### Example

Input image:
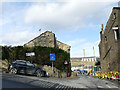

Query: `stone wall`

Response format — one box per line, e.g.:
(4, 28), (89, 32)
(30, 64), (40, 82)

(24, 31), (70, 53)
(56, 41), (70, 53)
(99, 7), (120, 72)
(24, 31), (56, 48)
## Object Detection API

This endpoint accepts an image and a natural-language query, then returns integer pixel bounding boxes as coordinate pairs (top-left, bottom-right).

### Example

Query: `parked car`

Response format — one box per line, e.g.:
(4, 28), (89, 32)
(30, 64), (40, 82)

(8, 60), (47, 77)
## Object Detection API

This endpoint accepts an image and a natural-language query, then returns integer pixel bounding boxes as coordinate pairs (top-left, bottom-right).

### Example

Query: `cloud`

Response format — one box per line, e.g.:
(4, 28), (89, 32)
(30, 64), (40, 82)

(70, 40), (100, 57)
(0, 31), (40, 46)
(67, 39), (86, 46)
(1, 0), (48, 2)
(0, 0), (118, 57)
(24, 0), (118, 31)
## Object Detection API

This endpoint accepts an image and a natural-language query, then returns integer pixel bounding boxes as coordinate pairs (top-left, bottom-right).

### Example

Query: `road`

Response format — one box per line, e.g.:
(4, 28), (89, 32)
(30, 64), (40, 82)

(2, 79), (41, 88)
(2, 73), (120, 89)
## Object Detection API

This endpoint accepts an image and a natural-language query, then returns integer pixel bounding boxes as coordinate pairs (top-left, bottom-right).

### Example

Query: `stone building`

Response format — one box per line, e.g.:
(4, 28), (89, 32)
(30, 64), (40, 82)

(24, 31), (71, 53)
(99, 7), (120, 72)
(70, 57), (100, 71)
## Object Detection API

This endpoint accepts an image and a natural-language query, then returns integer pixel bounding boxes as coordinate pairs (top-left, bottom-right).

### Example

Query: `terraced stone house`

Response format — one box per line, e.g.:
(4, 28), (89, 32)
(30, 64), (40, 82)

(24, 31), (71, 53)
(99, 7), (120, 72)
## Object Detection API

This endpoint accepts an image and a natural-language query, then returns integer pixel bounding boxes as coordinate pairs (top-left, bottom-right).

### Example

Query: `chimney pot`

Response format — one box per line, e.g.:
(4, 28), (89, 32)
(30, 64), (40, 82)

(101, 24), (103, 31)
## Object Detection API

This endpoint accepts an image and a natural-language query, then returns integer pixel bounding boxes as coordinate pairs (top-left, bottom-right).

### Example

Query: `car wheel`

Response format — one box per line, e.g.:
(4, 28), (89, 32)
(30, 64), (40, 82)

(36, 70), (42, 77)
(10, 68), (17, 74)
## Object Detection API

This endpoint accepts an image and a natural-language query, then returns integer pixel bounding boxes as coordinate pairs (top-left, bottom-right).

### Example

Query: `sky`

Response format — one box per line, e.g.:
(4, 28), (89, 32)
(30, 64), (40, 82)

(0, 0), (119, 57)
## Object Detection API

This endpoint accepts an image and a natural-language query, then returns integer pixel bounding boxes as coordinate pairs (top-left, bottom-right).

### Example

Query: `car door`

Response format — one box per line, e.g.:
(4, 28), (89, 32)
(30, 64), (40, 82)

(16, 61), (27, 74)
(26, 61), (36, 75)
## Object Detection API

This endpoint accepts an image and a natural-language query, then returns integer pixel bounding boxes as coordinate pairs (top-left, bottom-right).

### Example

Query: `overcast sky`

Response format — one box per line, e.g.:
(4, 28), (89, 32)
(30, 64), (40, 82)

(0, 0), (119, 57)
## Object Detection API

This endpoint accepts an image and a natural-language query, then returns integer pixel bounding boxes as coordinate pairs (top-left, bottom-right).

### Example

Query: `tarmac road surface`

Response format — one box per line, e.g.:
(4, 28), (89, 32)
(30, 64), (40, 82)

(2, 79), (41, 88)
(2, 73), (120, 89)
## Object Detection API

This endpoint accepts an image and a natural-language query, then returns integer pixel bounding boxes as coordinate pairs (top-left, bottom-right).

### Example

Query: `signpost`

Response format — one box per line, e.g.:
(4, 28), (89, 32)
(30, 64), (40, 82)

(112, 27), (118, 30)
(50, 54), (55, 77)
(26, 52), (35, 57)
(26, 52), (35, 63)
(64, 60), (68, 65)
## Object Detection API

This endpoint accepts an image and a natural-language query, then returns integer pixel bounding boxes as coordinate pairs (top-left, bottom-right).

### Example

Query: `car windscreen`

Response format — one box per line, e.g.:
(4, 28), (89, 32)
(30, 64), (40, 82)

(16, 61), (26, 65)
(26, 62), (34, 67)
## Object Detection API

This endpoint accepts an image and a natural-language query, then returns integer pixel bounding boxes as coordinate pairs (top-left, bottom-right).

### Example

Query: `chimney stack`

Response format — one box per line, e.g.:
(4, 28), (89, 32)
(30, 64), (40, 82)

(83, 49), (85, 57)
(101, 24), (103, 31)
(93, 46), (95, 57)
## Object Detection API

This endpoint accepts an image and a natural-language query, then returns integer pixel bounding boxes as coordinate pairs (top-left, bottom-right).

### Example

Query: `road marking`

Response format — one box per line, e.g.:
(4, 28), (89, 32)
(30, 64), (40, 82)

(106, 85), (111, 88)
(106, 85), (118, 88)
(97, 86), (103, 88)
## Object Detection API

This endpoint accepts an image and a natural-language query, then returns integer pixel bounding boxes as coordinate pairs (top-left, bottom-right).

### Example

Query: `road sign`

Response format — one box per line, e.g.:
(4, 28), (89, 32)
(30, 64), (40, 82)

(50, 54), (55, 61)
(26, 52), (35, 57)
(112, 27), (118, 30)
(64, 60), (68, 65)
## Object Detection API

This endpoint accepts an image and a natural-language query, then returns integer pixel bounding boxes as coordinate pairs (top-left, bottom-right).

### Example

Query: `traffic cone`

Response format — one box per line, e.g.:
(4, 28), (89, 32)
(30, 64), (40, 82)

(102, 72), (105, 79)
(112, 74), (115, 80)
(115, 73), (119, 80)
(105, 72), (107, 78)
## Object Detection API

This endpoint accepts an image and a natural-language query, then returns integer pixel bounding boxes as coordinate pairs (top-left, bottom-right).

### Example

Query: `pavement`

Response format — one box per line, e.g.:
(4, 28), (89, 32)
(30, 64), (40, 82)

(1, 72), (120, 89)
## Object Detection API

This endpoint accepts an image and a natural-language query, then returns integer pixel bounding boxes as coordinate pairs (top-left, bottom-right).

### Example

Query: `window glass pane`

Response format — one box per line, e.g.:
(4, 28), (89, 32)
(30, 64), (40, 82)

(26, 62), (34, 67)
(17, 61), (26, 65)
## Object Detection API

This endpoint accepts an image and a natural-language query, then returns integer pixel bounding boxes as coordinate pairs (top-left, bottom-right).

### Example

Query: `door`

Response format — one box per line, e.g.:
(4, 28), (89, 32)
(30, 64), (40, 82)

(16, 61), (27, 74)
(26, 61), (36, 75)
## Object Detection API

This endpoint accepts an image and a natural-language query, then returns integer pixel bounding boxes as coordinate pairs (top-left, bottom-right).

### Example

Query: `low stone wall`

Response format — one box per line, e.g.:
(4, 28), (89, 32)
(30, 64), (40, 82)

(70, 71), (77, 77)
(42, 65), (77, 78)
(42, 65), (61, 78)
(0, 59), (9, 72)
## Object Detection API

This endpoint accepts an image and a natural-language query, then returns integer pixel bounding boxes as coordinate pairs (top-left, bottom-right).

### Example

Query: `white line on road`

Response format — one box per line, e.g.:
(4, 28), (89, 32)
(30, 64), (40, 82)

(106, 85), (119, 88)
(97, 86), (103, 88)
(106, 85), (111, 88)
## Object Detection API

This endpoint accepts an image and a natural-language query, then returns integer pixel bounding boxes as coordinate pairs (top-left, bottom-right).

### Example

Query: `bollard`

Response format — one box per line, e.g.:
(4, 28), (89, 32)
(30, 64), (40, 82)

(111, 73), (115, 80)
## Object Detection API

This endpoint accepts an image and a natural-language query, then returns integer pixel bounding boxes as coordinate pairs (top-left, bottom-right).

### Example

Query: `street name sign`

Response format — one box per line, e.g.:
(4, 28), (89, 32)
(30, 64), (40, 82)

(26, 52), (35, 57)
(64, 60), (68, 65)
(112, 27), (118, 30)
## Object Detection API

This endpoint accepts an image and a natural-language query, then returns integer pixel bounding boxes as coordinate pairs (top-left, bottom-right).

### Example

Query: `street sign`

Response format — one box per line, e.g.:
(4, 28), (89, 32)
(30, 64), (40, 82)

(64, 60), (68, 65)
(26, 52), (35, 57)
(50, 54), (55, 61)
(112, 27), (118, 30)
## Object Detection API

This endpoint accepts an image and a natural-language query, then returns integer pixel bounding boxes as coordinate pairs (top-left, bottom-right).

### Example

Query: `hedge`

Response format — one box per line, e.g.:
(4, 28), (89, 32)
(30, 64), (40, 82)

(1, 46), (70, 71)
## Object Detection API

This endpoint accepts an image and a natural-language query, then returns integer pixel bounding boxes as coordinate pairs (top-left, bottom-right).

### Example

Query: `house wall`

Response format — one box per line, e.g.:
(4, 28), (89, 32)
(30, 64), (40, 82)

(24, 31), (70, 53)
(56, 41), (70, 53)
(99, 7), (120, 72)
(24, 31), (56, 48)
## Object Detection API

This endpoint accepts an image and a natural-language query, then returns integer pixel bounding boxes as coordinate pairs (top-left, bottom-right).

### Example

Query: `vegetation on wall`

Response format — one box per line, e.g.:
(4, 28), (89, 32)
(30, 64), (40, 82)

(2, 46), (70, 71)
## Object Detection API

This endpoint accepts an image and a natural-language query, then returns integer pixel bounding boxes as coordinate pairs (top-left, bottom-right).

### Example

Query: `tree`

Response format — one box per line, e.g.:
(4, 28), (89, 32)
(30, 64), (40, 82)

(95, 61), (100, 66)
